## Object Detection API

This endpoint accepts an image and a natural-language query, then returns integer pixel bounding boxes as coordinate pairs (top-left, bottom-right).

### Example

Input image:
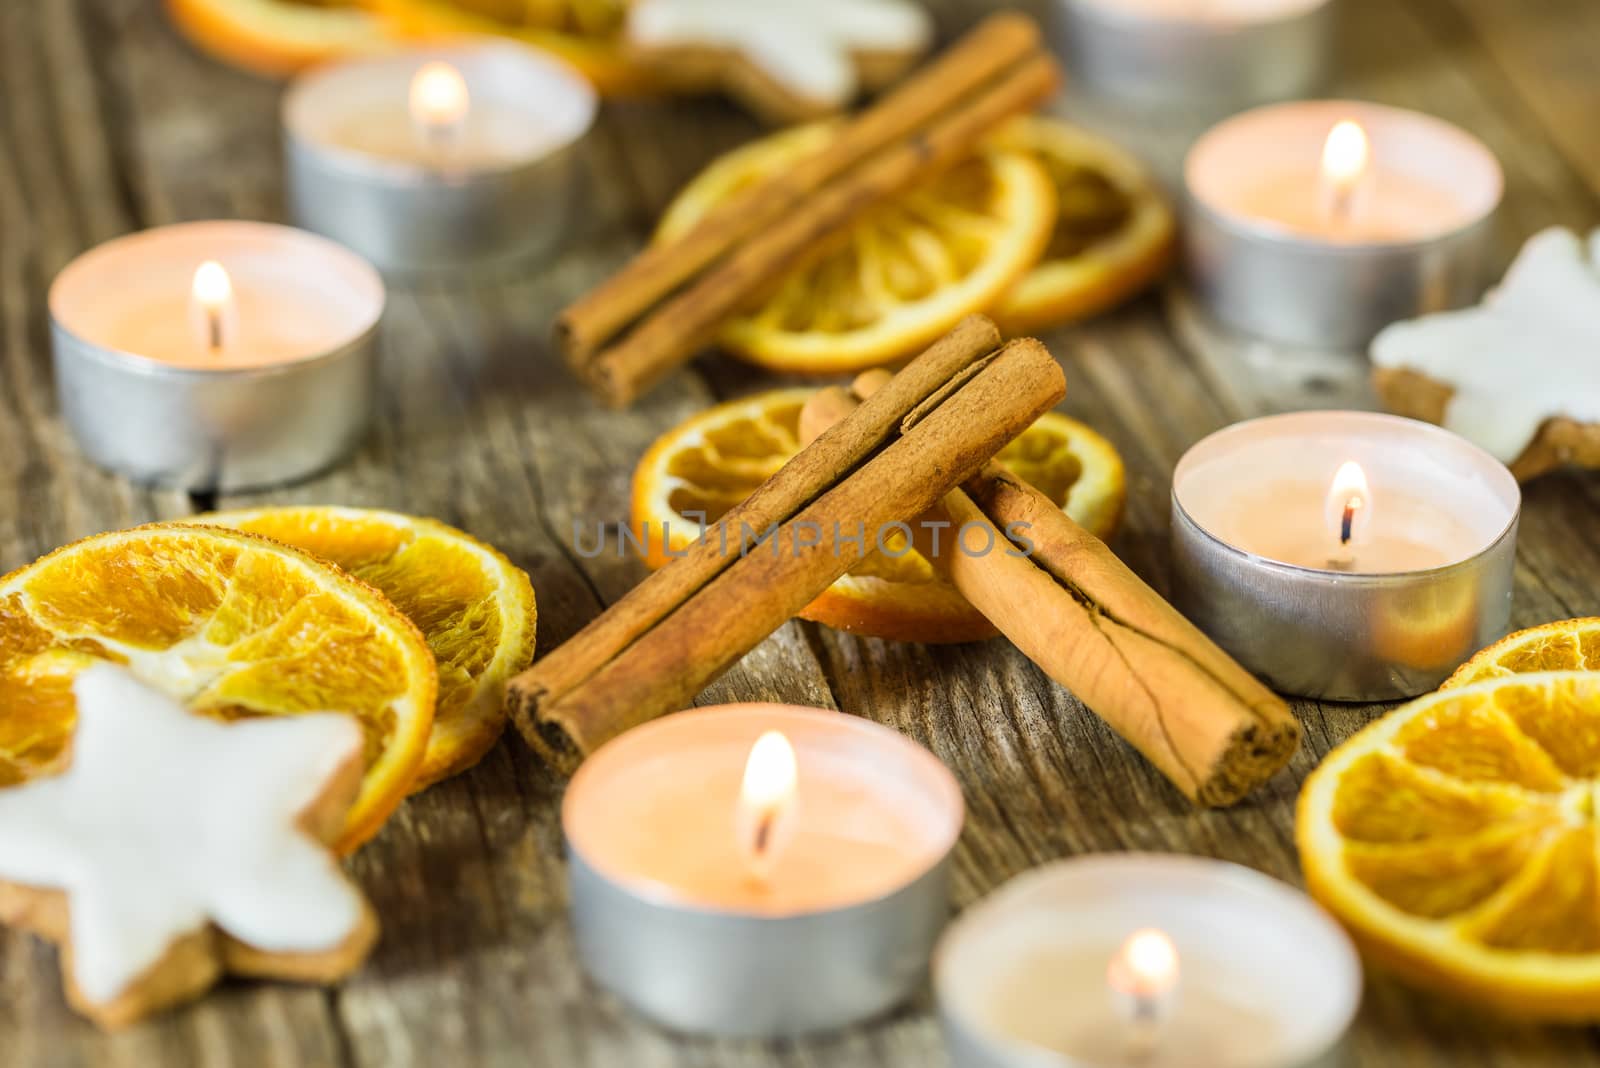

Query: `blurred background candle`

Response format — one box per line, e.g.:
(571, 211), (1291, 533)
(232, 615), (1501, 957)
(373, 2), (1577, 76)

(49, 220), (383, 491)
(283, 43), (598, 274)
(1184, 100), (1503, 347)
(1052, 0), (1333, 110)
(1171, 411), (1520, 699)
(563, 703), (962, 1037)
(936, 855), (1360, 1068)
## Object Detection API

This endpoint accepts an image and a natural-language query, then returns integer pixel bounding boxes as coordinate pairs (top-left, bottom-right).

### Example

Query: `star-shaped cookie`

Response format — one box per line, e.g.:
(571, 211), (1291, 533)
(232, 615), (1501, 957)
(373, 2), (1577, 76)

(626, 0), (933, 123)
(1372, 227), (1600, 479)
(0, 665), (378, 1029)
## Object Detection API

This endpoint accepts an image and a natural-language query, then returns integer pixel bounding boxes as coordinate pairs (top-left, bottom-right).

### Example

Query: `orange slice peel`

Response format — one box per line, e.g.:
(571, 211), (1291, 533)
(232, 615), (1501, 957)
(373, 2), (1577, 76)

(656, 123), (1058, 375)
(193, 507), (537, 790)
(1298, 671), (1600, 1019)
(629, 387), (1125, 643)
(0, 523), (437, 852)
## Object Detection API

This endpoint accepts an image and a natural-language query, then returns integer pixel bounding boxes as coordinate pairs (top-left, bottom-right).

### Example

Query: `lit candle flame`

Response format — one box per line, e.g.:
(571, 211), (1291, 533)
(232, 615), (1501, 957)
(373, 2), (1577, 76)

(1107, 928), (1180, 1058)
(409, 61), (469, 149)
(1319, 119), (1372, 224)
(1108, 928), (1180, 999)
(735, 730), (798, 885)
(189, 260), (235, 354)
(1324, 460), (1373, 549)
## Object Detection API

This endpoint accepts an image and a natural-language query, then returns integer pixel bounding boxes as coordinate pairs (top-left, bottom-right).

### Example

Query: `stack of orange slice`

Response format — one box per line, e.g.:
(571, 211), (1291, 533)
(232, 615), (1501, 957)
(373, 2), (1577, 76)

(628, 387), (1126, 643)
(655, 116), (1174, 375)
(1298, 618), (1600, 1018)
(166, 0), (643, 89)
(0, 510), (535, 851)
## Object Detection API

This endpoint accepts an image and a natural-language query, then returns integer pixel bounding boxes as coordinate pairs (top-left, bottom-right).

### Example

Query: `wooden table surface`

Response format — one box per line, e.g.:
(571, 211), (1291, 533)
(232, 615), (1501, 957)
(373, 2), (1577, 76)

(4, 0), (1600, 1064)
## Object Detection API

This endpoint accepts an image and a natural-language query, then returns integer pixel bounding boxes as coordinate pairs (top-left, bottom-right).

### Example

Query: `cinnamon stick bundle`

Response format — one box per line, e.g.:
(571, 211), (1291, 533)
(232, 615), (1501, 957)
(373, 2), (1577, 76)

(559, 13), (1060, 407)
(801, 373), (1299, 806)
(508, 318), (1064, 769)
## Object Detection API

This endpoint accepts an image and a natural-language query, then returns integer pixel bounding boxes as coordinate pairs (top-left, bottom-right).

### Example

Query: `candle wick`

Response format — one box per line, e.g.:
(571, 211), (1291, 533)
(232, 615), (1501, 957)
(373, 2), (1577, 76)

(207, 309), (223, 354)
(752, 810), (773, 857)
(1340, 499), (1357, 545)
(1124, 993), (1163, 1063)
(1325, 183), (1354, 225)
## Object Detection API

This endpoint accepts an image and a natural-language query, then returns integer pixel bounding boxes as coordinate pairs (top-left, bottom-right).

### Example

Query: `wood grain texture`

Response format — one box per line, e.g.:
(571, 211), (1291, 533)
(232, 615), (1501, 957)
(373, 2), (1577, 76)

(2, 0), (1599, 1064)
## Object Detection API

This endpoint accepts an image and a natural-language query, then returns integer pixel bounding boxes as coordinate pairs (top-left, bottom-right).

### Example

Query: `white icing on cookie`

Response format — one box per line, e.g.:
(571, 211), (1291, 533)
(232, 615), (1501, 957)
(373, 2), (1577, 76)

(0, 665), (366, 1004)
(627, 0), (932, 106)
(1371, 227), (1600, 462)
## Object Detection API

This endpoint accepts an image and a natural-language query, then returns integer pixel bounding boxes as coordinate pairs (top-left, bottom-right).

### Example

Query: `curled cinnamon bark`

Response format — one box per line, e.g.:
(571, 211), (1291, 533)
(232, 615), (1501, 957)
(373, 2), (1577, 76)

(804, 371), (1298, 806)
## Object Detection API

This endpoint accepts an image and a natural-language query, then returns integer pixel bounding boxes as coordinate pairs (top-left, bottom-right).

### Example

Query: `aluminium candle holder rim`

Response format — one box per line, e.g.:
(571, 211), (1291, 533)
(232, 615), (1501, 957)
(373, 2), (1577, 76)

(280, 42), (599, 187)
(47, 220), (385, 493)
(934, 853), (1362, 1068)
(1052, 0), (1335, 110)
(1183, 184), (1498, 262)
(563, 703), (963, 1038)
(47, 314), (381, 386)
(1171, 409), (1523, 582)
(282, 42), (598, 276)
(1180, 99), (1505, 348)
(1170, 411), (1522, 702)
(564, 705), (965, 919)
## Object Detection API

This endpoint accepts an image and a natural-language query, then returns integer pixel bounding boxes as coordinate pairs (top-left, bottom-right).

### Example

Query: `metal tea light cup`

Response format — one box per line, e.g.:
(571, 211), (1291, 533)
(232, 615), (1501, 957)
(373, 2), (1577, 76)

(935, 856), (1361, 1068)
(568, 850), (952, 1038)
(52, 330), (376, 493)
(1182, 100), (1504, 348)
(563, 704), (963, 1038)
(1170, 412), (1521, 701)
(283, 44), (598, 275)
(1051, 0), (1334, 110)
(48, 221), (383, 493)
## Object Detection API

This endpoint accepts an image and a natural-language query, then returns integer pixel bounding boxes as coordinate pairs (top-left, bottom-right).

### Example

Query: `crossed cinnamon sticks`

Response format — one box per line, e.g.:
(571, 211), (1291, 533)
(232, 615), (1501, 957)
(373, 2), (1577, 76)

(510, 316), (1299, 805)
(559, 13), (1060, 407)
(510, 317), (1064, 767)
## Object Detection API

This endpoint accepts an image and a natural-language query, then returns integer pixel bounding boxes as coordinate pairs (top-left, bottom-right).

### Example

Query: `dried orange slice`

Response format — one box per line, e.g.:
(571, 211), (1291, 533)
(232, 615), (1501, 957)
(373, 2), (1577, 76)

(989, 117), (1175, 334)
(165, 0), (402, 77)
(1297, 671), (1600, 1019)
(0, 524), (436, 852)
(629, 388), (1125, 643)
(365, 0), (646, 92)
(655, 123), (1057, 375)
(195, 508), (537, 790)
(1445, 618), (1600, 687)
(166, 0), (644, 90)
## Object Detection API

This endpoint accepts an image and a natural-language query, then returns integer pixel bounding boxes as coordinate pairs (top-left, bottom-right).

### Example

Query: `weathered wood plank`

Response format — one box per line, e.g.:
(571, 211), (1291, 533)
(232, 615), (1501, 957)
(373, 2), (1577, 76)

(3, 0), (1600, 1064)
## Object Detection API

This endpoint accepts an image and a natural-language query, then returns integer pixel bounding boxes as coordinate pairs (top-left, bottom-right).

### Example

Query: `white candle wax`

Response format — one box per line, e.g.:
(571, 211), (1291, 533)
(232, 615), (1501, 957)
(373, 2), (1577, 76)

(49, 221), (382, 370)
(1173, 411), (1517, 575)
(282, 43), (596, 272)
(284, 44), (592, 175)
(1186, 100), (1502, 244)
(564, 704), (961, 914)
(936, 856), (1361, 1068)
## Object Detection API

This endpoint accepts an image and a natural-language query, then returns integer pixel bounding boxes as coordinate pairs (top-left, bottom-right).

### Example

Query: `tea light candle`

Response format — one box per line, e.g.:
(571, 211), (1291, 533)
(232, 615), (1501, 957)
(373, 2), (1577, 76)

(283, 43), (598, 273)
(49, 221), (383, 491)
(1184, 101), (1503, 347)
(1171, 411), (1520, 701)
(563, 703), (963, 1037)
(1052, 0), (1333, 109)
(935, 855), (1361, 1068)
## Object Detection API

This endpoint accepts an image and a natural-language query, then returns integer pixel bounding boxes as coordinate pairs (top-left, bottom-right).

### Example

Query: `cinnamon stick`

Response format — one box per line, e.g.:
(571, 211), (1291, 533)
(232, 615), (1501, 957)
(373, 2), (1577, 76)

(533, 339), (1061, 762)
(564, 20), (1061, 407)
(558, 12), (1044, 366)
(802, 372), (1299, 806)
(509, 315), (999, 735)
